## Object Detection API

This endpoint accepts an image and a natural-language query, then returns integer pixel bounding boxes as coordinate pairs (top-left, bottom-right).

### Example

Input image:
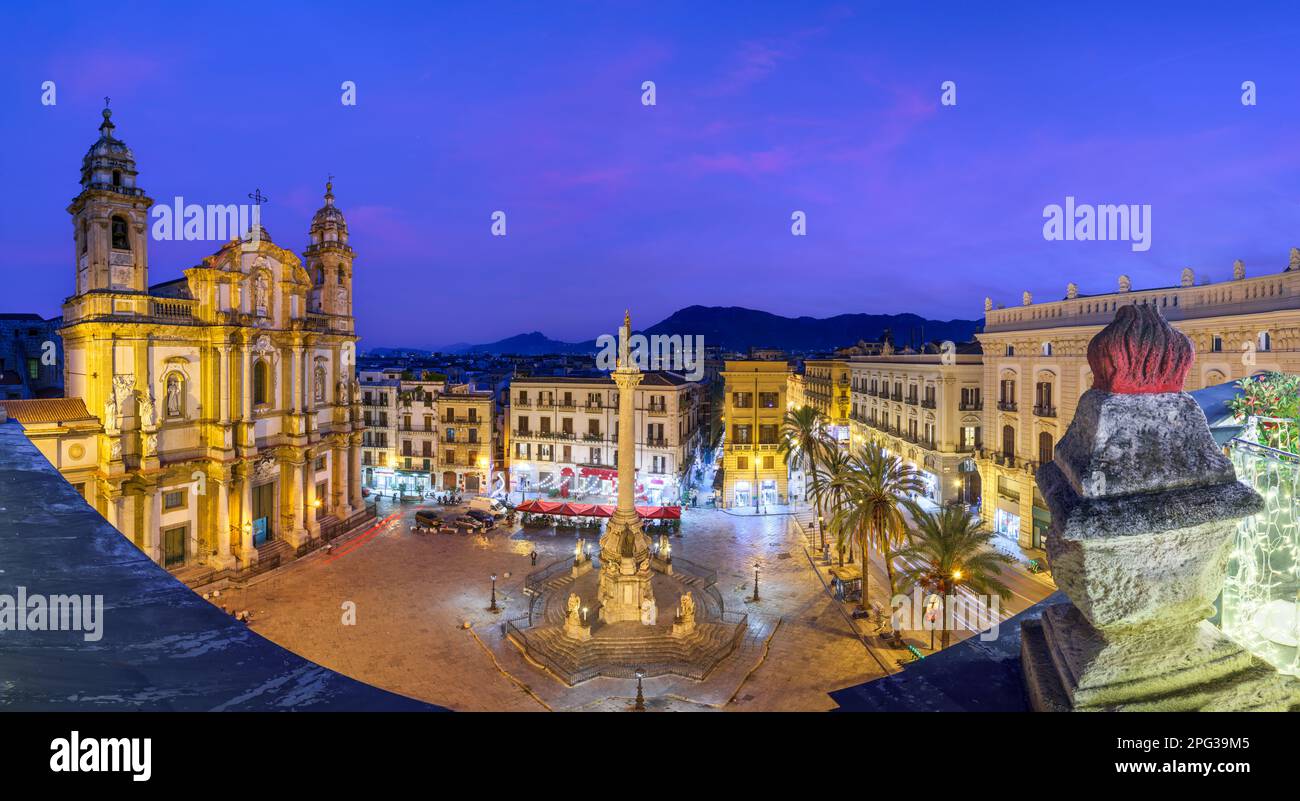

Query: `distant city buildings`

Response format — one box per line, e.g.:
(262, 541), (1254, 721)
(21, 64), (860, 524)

(0, 313), (63, 399)
(507, 372), (704, 506)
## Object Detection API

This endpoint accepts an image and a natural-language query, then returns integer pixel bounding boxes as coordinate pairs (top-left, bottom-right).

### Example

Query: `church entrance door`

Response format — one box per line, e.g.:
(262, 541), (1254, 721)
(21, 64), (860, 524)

(252, 481), (276, 545)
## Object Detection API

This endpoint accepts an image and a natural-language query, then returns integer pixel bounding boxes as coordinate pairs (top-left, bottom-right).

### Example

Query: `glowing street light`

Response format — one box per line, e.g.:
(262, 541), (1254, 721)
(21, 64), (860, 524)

(488, 573), (499, 613)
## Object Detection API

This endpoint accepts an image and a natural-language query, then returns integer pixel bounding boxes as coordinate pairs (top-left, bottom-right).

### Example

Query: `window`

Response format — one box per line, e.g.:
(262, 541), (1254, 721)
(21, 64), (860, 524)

(315, 456), (326, 471)
(758, 392), (779, 409)
(759, 424), (778, 445)
(737, 456), (749, 470)
(1002, 425), (1016, 459)
(163, 490), (186, 511)
(252, 359), (270, 405)
(112, 170), (122, 187)
(1211, 337), (1223, 353)
(763, 456), (774, 470)
(316, 481), (328, 505)
(1259, 331), (1272, 352)
(1042, 342), (1053, 356)
(1038, 431), (1054, 465)
(111, 215), (130, 250)
(733, 392), (753, 408)
(732, 424), (752, 445)
(1005, 345), (1015, 357)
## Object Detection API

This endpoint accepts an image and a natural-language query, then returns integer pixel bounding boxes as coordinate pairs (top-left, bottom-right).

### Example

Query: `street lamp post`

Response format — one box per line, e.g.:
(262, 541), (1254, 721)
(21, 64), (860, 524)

(489, 573), (499, 613)
(751, 561), (761, 602)
(633, 668), (646, 712)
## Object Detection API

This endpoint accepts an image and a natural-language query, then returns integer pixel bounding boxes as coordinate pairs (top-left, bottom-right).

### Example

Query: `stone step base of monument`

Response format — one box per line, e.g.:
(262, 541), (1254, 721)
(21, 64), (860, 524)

(1022, 609), (1300, 711)
(508, 621), (746, 686)
(539, 572), (718, 627)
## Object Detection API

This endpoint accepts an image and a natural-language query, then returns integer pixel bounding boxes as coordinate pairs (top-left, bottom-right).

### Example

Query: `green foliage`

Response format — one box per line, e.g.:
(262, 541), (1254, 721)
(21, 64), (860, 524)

(1228, 372), (1300, 455)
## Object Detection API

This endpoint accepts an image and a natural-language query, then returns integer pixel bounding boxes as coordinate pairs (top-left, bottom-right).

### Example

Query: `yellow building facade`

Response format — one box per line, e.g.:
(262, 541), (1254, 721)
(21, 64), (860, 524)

(978, 263), (1300, 548)
(720, 360), (788, 508)
(22, 107), (365, 574)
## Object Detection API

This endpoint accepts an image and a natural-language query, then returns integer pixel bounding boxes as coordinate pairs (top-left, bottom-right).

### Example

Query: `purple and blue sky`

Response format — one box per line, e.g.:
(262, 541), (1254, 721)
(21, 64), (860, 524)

(2, 1), (1300, 347)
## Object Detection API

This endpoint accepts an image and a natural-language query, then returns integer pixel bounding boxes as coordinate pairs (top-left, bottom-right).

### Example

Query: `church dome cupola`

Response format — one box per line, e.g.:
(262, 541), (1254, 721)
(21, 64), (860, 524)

(80, 101), (143, 196)
(309, 178), (349, 246)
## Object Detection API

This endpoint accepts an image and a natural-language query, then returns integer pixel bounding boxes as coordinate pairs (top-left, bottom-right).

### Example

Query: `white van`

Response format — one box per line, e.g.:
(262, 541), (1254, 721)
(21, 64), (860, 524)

(469, 496), (508, 519)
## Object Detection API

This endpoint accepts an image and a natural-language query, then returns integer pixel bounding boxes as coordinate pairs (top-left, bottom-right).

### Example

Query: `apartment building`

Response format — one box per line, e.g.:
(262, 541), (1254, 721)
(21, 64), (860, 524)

(507, 372), (703, 506)
(439, 385), (495, 493)
(720, 360), (789, 509)
(978, 260), (1300, 548)
(359, 373), (399, 490)
(802, 358), (851, 445)
(847, 347), (984, 507)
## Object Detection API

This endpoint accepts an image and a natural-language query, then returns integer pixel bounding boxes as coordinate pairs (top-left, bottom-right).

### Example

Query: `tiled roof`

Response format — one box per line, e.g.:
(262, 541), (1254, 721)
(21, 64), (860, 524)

(0, 397), (95, 424)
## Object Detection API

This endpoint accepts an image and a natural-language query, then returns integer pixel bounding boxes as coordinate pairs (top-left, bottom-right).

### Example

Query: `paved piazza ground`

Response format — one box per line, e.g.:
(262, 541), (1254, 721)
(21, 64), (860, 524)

(219, 499), (1054, 711)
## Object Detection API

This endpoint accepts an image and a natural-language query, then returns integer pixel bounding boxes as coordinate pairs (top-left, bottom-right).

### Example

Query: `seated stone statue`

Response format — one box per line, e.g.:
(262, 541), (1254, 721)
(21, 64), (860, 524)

(679, 591), (695, 626)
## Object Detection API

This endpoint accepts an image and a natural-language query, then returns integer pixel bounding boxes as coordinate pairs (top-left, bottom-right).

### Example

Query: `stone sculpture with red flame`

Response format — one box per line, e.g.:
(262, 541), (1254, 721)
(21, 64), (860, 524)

(1021, 304), (1295, 711)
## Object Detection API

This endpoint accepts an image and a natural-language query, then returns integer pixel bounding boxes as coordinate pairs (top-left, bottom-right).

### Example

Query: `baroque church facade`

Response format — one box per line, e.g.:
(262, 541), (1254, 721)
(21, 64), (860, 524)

(47, 106), (365, 572)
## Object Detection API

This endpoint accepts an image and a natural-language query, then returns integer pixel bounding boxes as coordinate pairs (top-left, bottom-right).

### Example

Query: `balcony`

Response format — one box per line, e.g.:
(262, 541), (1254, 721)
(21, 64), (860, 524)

(514, 399), (532, 408)
(997, 401), (1018, 412)
(1033, 405), (1057, 418)
(645, 437), (667, 447)
(905, 395), (918, 406)
(920, 399), (936, 409)
(581, 433), (604, 442)
(646, 405), (668, 416)
(958, 402), (983, 411)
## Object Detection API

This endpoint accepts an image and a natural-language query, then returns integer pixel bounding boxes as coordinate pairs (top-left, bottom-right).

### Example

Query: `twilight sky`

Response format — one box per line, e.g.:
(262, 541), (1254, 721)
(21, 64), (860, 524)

(2, 2), (1299, 348)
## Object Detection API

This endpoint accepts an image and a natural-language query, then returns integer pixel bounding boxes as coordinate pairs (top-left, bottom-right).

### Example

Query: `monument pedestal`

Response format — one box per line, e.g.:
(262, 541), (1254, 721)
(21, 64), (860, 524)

(1023, 604), (1292, 711)
(563, 621), (592, 641)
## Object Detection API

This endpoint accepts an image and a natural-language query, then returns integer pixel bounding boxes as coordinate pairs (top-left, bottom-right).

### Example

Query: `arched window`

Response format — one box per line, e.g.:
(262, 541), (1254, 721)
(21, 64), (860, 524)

(1258, 331), (1272, 352)
(1038, 431), (1054, 465)
(1042, 341), (1053, 356)
(112, 170), (122, 187)
(253, 359), (270, 406)
(111, 215), (130, 250)
(80, 219), (88, 254)
(1002, 425), (1016, 459)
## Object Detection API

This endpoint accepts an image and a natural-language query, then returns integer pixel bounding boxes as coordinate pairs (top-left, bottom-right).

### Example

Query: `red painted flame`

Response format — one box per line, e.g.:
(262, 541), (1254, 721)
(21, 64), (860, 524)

(1087, 304), (1194, 393)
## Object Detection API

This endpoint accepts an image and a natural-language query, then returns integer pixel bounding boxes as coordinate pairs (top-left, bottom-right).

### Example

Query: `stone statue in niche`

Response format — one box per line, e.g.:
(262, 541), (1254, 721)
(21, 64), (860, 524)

(166, 374), (183, 417)
(254, 273), (269, 316)
(314, 367), (325, 403)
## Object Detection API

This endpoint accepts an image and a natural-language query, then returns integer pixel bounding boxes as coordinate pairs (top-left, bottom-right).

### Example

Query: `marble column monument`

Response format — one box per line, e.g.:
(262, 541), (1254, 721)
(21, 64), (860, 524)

(597, 311), (654, 624)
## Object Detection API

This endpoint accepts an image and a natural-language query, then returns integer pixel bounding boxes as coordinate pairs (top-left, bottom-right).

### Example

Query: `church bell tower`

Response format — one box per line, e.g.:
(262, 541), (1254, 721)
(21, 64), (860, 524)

(304, 179), (354, 322)
(67, 102), (152, 297)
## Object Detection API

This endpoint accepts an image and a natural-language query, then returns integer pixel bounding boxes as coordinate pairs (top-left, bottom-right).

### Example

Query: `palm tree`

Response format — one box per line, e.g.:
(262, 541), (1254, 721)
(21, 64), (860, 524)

(830, 446), (924, 610)
(893, 502), (1015, 649)
(816, 449), (857, 566)
(778, 406), (831, 540)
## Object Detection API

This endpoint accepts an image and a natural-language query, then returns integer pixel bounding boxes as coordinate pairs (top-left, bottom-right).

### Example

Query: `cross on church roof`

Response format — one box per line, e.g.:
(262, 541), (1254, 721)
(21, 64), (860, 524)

(248, 188), (269, 206)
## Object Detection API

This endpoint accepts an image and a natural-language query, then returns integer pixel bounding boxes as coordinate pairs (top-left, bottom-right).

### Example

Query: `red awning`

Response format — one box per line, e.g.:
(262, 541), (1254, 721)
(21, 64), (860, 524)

(515, 499), (679, 519)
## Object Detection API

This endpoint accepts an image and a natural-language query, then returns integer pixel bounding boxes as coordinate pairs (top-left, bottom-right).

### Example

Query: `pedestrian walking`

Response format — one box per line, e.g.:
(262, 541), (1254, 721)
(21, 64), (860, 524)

(530, 550), (538, 567)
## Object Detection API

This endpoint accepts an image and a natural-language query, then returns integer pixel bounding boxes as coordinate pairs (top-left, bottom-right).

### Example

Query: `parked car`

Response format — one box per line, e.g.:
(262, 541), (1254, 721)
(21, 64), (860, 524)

(452, 514), (484, 532)
(411, 510), (444, 533)
(468, 496), (508, 519)
(465, 509), (497, 529)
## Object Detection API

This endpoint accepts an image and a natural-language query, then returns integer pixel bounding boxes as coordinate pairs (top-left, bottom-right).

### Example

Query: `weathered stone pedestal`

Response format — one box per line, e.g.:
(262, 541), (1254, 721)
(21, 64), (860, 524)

(1021, 305), (1295, 711)
(597, 513), (653, 624)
